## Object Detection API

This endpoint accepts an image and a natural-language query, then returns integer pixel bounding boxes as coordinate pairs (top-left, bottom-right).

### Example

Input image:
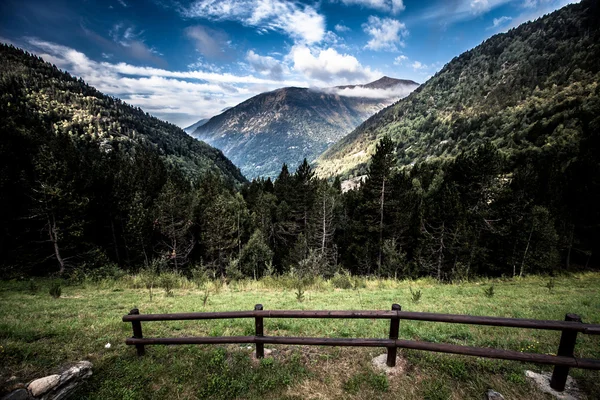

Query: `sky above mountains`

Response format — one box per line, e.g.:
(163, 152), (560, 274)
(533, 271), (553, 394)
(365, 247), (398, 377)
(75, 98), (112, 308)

(0, 0), (578, 127)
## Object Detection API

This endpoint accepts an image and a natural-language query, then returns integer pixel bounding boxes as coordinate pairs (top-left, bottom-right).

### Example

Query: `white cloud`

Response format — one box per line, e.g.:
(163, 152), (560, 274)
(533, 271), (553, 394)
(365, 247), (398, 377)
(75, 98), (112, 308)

(411, 61), (426, 70)
(106, 23), (163, 63)
(340, 0), (405, 14)
(420, 0), (513, 24)
(362, 16), (408, 52)
(182, 0), (325, 44)
(185, 25), (230, 59)
(289, 45), (380, 83)
(491, 15), (512, 28)
(393, 54), (408, 65)
(323, 83), (418, 99)
(334, 24), (351, 32)
(470, 0), (490, 14)
(246, 50), (285, 80)
(117, 0), (128, 7)
(22, 38), (307, 127)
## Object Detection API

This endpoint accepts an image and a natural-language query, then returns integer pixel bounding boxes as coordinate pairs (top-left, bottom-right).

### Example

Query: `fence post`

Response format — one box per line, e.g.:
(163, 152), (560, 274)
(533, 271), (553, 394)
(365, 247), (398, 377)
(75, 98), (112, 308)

(255, 304), (264, 359)
(129, 308), (145, 357)
(386, 304), (401, 367)
(550, 313), (582, 391)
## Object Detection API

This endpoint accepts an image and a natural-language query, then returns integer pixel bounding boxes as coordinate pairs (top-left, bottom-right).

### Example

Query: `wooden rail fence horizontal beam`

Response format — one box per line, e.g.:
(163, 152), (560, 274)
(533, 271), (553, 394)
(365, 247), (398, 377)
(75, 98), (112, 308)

(123, 305), (600, 393)
(125, 335), (600, 370)
(122, 309), (600, 334)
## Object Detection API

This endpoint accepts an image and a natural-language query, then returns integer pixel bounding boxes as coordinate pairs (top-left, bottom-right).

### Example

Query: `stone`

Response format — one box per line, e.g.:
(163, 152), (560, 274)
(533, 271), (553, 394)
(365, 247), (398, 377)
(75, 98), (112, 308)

(371, 353), (407, 376)
(1, 389), (30, 400)
(525, 370), (583, 400)
(41, 361), (93, 400)
(27, 375), (60, 397)
(251, 348), (273, 358)
(485, 389), (505, 400)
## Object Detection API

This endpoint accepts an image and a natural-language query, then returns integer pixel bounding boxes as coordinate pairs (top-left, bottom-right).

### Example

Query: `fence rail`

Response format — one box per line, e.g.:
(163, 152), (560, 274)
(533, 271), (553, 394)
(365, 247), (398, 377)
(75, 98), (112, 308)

(123, 305), (600, 392)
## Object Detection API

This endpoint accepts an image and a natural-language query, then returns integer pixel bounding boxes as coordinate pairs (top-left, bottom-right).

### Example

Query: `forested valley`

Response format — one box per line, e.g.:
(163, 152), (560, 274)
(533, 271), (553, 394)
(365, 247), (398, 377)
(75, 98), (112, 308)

(1, 0), (599, 282)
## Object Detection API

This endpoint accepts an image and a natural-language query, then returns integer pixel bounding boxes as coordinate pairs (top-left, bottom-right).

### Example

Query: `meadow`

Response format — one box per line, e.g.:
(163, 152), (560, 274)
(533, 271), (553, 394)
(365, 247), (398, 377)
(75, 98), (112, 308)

(0, 273), (599, 399)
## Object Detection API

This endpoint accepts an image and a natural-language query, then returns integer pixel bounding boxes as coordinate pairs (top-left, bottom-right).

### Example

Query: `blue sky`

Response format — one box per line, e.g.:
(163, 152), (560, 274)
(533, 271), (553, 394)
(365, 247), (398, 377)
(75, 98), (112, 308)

(0, 0), (578, 127)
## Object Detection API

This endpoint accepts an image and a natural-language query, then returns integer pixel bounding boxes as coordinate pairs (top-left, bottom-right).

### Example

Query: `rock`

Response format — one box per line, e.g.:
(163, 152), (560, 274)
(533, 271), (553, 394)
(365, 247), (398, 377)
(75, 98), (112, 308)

(485, 389), (505, 400)
(27, 375), (60, 397)
(41, 361), (92, 400)
(1, 389), (30, 400)
(525, 370), (583, 400)
(371, 353), (407, 376)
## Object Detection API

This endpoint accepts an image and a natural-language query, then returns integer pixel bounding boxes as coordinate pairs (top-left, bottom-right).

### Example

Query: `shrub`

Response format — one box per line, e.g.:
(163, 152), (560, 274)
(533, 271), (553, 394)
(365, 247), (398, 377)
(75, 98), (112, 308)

(295, 284), (305, 303)
(160, 273), (177, 297)
(331, 271), (353, 289)
(29, 279), (39, 293)
(410, 287), (422, 303)
(49, 282), (61, 298)
(545, 278), (555, 292)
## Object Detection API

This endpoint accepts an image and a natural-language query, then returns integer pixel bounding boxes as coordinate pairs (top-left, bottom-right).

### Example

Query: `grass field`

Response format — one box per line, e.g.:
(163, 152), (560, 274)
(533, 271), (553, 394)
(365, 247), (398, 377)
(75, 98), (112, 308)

(0, 273), (599, 399)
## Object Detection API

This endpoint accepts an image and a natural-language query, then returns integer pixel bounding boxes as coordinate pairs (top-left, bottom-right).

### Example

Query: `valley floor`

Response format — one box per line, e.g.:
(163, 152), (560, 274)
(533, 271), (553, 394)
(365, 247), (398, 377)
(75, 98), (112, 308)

(0, 274), (599, 399)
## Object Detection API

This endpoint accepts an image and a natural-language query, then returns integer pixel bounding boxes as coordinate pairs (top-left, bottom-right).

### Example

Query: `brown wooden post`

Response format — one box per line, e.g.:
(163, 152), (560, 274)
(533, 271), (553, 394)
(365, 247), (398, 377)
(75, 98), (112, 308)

(386, 304), (401, 367)
(255, 304), (264, 359)
(129, 308), (145, 356)
(550, 313), (582, 391)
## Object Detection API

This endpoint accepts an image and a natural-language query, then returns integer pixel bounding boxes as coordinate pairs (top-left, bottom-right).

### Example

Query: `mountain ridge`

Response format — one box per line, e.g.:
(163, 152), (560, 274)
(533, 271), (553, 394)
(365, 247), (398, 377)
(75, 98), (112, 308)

(316, 0), (600, 179)
(191, 76), (419, 178)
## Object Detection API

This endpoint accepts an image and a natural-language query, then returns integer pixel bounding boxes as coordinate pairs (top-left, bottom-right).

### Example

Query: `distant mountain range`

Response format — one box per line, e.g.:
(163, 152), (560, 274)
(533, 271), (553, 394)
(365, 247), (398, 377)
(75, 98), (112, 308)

(188, 77), (419, 178)
(316, 0), (600, 179)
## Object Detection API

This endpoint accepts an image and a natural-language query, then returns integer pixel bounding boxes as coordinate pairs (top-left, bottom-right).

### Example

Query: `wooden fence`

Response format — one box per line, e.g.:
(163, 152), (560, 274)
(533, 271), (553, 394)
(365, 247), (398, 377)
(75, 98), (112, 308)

(123, 304), (600, 392)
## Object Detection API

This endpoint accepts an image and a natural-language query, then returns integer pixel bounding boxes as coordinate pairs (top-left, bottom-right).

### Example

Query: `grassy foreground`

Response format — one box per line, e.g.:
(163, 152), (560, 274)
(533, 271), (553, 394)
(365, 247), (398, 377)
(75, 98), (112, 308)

(0, 273), (599, 399)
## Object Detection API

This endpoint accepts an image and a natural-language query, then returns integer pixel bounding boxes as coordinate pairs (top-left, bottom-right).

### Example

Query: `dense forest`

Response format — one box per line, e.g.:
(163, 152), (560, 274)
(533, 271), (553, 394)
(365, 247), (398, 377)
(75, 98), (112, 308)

(1, 0), (599, 280)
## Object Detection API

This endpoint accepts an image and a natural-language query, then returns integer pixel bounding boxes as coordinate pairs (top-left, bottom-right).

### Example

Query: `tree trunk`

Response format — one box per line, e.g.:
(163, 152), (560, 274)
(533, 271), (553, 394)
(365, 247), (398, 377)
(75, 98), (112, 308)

(110, 217), (121, 265)
(565, 225), (574, 270)
(48, 214), (65, 275)
(519, 222), (534, 277)
(378, 178), (385, 275)
(437, 222), (445, 282)
(321, 196), (327, 255)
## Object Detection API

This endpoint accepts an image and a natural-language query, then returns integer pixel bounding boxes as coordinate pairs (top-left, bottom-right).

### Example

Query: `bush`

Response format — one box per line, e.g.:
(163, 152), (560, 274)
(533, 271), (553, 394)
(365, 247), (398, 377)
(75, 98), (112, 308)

(331, 271), (353, 289)
(28, 279), (39, 293)
(160, 273), (178, 297)
(410, 287), (422, 303)
(49, 282), (61, 298)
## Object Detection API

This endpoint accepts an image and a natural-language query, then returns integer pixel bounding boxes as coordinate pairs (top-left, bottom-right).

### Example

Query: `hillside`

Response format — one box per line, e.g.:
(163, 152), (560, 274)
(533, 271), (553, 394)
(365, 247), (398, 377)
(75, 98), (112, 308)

(192, 77), (419, 178)
(0, 43), (245, 273)
(0, 44), (245, 184)
(316, 0), (600, 179)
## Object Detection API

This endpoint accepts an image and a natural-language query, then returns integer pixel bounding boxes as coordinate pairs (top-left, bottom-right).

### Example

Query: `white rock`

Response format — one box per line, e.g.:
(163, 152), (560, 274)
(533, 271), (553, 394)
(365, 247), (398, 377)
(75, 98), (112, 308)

(104, 343), (111, 349)
(485, 389), (505, 400)
(525, 370), (583, 400)
(28, 375), (60, 397)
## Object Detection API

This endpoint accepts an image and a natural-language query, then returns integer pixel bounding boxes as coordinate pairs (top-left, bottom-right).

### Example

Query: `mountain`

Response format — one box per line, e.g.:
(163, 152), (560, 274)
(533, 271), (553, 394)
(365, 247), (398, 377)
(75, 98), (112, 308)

(0, 44), (245, 185)
(184, 118), (210, 134)
(0, 43), (247, 273)
(191, 77), (419, 178)
(316, 0), (600, 179)
(184, 107), (232, 134)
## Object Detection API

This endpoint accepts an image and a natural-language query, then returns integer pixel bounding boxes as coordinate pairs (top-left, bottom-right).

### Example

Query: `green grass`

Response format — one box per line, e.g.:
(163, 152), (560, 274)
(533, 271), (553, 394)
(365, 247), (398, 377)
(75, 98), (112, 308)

(0, 273), (599, 399)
